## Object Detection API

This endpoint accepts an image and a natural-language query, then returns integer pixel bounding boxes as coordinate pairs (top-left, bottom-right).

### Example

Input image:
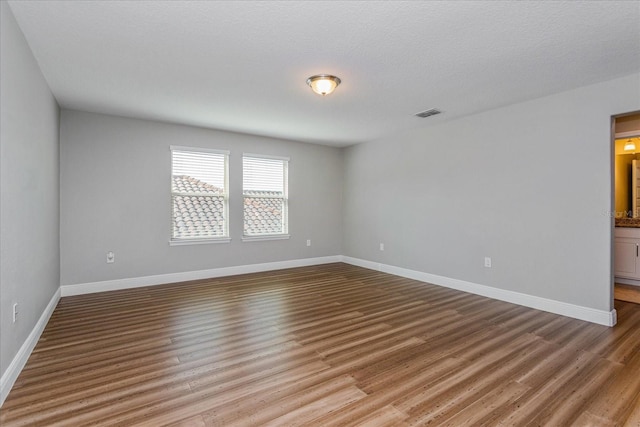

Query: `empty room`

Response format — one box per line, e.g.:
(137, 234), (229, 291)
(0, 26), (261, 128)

(2, 1), (640, 425)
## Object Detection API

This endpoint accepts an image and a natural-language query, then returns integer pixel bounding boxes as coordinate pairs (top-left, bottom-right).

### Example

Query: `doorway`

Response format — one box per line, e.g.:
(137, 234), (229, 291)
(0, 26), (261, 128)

(612, 111), (640, 305)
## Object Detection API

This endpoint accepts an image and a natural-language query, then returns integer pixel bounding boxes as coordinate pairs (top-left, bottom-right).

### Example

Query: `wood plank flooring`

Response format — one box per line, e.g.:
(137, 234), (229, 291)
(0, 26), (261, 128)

(615, 283), (640, 305)
(2, 263), (640, 426)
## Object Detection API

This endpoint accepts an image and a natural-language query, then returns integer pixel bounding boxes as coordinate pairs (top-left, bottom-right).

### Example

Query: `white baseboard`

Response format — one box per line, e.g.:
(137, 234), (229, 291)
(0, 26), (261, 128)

(0, 288), (60, 407)
(615, 277), (640, 287)
(342, 256), (617, 327)
(61, 256), (342, 297)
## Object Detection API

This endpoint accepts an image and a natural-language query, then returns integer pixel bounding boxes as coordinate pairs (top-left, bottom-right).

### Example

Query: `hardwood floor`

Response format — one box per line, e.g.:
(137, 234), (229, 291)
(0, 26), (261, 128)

(2, 263), (640, 426)
(615, 283), (640, 305)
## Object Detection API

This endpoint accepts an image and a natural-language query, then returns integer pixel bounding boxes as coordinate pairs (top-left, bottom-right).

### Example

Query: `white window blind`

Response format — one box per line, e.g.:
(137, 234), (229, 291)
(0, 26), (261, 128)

(243, 155), (289, 237)
(171, 147), (229, 241)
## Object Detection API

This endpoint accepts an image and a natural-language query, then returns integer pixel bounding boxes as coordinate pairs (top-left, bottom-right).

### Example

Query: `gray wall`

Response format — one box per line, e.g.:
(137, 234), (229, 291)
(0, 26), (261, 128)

(60, 110), (343, 286)
(0, 2), (60, 378)
(344, 73), (640, 312)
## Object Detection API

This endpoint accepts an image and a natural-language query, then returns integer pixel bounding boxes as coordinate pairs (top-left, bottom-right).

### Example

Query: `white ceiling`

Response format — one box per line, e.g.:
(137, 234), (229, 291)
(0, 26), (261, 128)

(7, 1), (640, 147)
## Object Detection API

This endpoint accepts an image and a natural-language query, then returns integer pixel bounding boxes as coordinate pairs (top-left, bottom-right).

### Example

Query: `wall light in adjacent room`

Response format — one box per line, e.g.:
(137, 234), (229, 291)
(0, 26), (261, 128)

(624, 139), (637, 151)
(306, 74), (341, 96)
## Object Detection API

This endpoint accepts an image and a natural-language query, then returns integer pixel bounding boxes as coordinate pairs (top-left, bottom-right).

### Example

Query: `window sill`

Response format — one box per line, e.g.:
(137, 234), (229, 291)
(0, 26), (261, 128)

(169, 237), (231, 246)
(242, 234), (290, 242)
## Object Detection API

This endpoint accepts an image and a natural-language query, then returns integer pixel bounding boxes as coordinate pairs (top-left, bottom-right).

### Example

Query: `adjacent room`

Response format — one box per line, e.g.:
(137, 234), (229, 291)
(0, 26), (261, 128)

(1, 1), (640, 425)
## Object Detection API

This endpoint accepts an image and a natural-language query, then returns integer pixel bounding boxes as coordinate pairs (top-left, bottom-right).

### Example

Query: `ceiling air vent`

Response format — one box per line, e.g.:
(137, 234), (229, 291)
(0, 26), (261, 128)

(415, 108), (441, 118)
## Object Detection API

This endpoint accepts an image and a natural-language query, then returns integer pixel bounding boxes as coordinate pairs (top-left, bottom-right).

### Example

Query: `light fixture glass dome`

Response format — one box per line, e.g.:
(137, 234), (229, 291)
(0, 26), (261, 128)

(624, 139), (637, 151)
(306, 74), (341, 96)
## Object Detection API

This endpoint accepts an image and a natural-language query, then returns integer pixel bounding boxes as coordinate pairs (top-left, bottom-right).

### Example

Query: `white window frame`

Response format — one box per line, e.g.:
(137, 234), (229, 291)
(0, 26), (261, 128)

(170, 146), (230, 245)
(242, 153), (290, 242)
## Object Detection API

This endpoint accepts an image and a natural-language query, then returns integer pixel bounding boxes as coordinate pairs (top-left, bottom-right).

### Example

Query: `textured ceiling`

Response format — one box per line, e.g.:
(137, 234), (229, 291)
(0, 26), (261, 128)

(7, 1), (640, 147)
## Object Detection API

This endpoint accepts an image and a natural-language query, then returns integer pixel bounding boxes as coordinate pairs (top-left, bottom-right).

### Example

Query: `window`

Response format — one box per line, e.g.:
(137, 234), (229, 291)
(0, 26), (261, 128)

(171, 146), (229, 244)
(243, 154), (289, 239)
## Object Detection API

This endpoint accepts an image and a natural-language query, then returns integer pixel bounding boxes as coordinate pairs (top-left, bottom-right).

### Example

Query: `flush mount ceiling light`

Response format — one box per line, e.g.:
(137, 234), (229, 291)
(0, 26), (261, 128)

(306, 74), (341, 96)
(624, 139), (637, 151)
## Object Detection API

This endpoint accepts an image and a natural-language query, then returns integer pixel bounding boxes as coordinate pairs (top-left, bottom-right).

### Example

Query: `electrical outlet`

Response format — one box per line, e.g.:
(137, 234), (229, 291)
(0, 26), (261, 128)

(484, 257), (492, 268)
(380, 243), (385, 251)
(107, 251), (115, 264)
(12, 303), (18, 323)
(306, 239), (311, 247)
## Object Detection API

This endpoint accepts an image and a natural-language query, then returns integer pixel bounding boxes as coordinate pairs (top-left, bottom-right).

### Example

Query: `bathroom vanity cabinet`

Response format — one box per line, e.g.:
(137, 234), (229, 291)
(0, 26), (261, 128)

(614, 227), (640, 280)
